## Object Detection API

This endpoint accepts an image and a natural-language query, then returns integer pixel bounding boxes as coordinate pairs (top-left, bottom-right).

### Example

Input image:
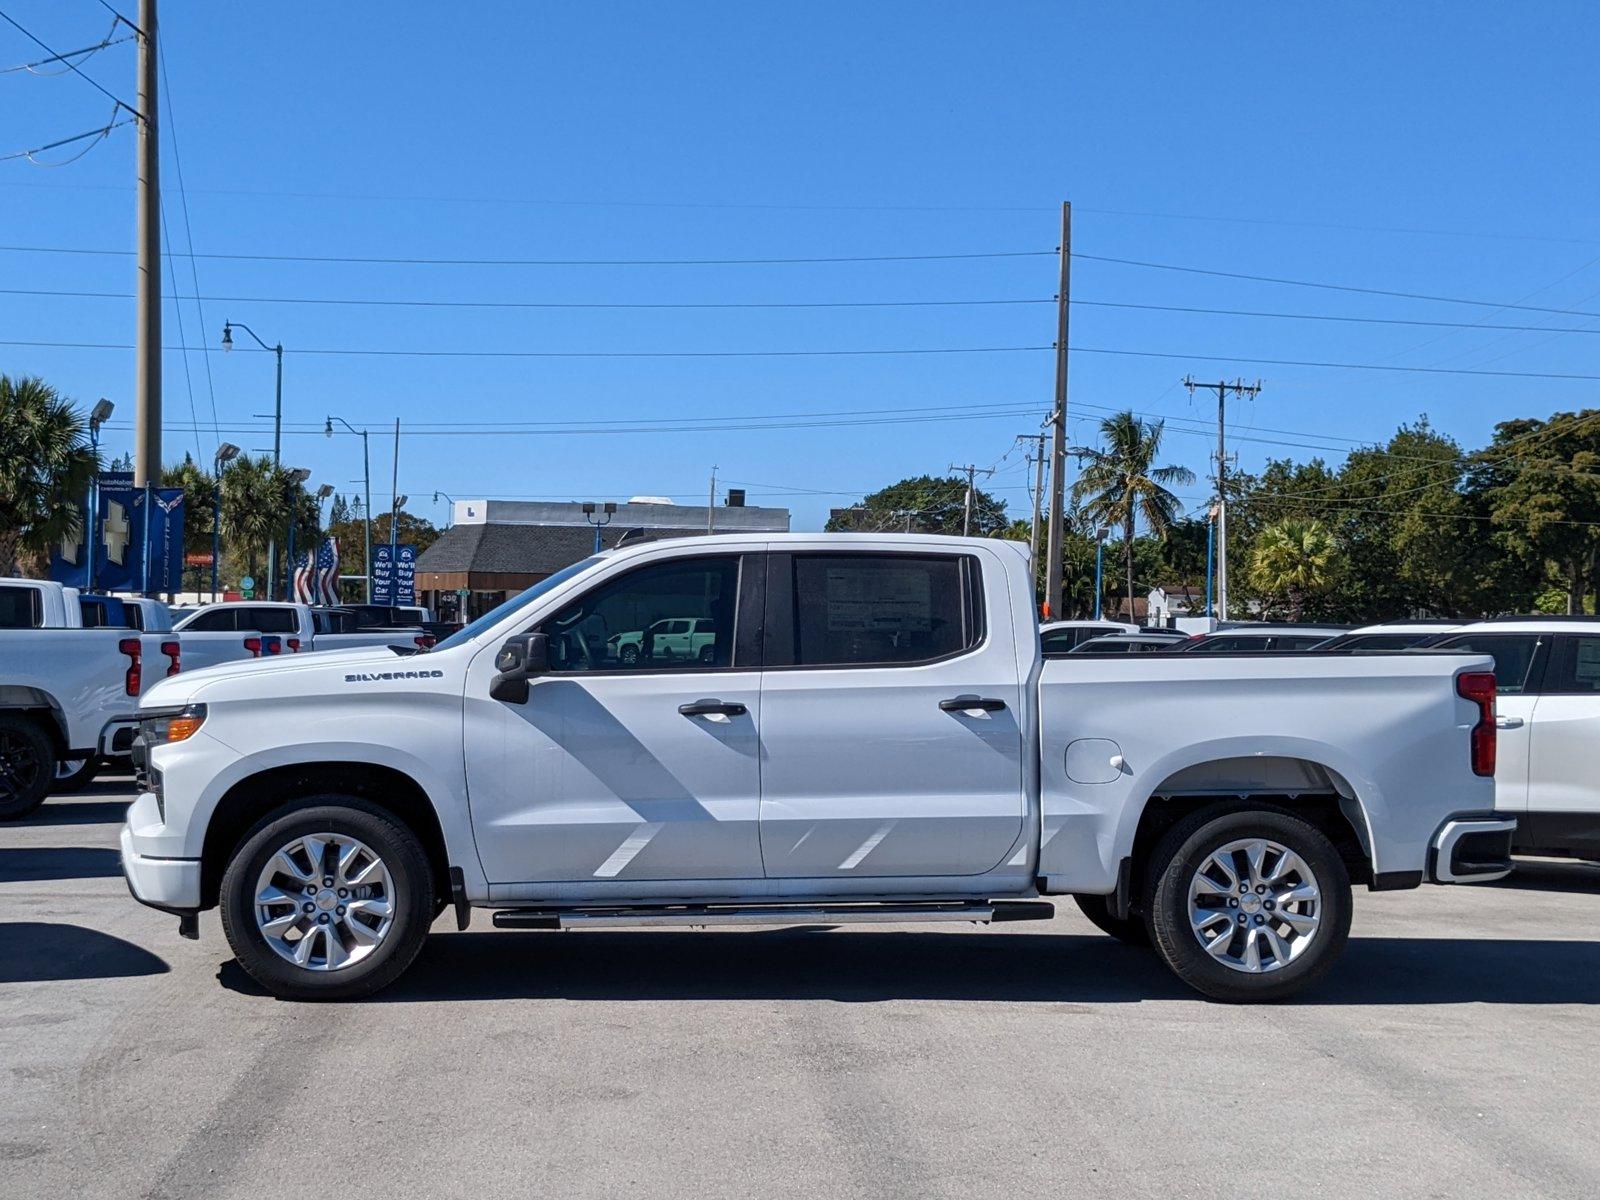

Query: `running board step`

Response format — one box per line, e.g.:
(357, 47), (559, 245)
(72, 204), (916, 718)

(491, 900), (1054, 931)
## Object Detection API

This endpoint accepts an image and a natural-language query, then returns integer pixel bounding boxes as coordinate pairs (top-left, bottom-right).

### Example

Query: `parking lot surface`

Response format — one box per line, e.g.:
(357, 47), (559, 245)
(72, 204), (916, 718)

(3, 778), (1597, 1200)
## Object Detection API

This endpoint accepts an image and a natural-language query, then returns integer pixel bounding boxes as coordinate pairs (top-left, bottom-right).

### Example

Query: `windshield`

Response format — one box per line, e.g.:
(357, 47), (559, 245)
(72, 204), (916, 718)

(432, 557), (605, 652)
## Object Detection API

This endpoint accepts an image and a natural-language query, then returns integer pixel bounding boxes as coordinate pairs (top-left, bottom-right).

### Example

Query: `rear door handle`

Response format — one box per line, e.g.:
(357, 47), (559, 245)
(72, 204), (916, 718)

(678, 700), (747, 717)
(940, 696), (1007, 713)
(1495, 716), (1524, 729)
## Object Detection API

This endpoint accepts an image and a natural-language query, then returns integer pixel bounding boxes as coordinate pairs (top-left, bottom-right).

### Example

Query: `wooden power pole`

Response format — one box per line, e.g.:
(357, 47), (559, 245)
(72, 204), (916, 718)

(1043, 201), (1071, 618)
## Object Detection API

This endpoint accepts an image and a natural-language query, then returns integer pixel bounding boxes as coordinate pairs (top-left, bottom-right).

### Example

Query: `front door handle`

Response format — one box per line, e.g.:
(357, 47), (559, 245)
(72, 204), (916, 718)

(939, 696), (1007, 713)
(1495, 716), (1524, 729)
(679, 700), (748, 717)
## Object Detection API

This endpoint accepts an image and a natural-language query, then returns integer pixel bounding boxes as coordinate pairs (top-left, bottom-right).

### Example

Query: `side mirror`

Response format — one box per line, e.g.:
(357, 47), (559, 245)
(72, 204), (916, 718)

(490, 632), (548, 704)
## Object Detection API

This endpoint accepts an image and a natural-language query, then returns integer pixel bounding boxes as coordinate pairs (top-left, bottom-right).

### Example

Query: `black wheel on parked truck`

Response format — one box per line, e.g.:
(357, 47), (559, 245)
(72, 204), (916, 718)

(1071, 893), (1150, 946)
(219, 797), (435, 1000)
(51, 755), (101, 794)
(0, 714), (54, 820)
(1144, 806), (1352, 1002)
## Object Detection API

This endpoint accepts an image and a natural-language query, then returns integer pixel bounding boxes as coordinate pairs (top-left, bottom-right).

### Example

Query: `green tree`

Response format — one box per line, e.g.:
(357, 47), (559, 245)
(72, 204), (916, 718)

(162, 455), (218, 593)
(1071, 412), (1195, 621)
(218, 455), (318, 592)
(1468, 410), (1600, 615)
(0, 375), (98, 575)
(1250, 518), (1337, 620)
(826, 474), (1007, 535)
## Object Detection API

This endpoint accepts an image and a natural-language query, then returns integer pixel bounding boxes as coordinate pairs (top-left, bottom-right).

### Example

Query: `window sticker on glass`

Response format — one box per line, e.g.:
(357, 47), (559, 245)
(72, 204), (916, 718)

(824, 566), (932, 634)
(1574, 639), (1600, 684)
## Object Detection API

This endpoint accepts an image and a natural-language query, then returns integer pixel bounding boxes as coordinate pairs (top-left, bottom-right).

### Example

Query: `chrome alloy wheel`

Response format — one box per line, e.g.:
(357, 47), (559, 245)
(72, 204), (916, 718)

(253, 833), (395, 972)
(1187, 837), (1322, 974)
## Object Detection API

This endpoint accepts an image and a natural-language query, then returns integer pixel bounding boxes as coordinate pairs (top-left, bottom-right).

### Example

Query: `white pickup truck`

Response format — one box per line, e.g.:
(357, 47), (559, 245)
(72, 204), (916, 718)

(172, 601), (432, 669)
(121, 534), (1512, 1002)
(1413, 618), (1600, 864)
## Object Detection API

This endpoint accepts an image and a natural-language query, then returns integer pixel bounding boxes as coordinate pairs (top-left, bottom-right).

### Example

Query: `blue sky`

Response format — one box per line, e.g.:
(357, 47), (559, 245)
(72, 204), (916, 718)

(4, 1), (1598, 530)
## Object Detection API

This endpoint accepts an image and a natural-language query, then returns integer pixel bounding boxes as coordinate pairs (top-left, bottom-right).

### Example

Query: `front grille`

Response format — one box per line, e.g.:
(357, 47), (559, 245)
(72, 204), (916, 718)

(130, 733), (150, 791)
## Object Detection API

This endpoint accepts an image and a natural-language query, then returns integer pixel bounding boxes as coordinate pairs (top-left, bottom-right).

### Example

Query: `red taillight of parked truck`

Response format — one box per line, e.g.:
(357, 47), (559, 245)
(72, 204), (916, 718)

(119, 637), (142, 695)
(1456, 670), (1497, 777)
(160, 639), (181, 677)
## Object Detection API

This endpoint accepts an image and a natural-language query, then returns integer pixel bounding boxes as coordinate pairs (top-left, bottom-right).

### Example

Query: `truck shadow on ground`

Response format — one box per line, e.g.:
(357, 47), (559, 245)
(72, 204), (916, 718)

(217, 928), (1600, 1006)
(14, 799), (132, 827)
(0, 922), (169, 983)
(0, 847), (122, 883)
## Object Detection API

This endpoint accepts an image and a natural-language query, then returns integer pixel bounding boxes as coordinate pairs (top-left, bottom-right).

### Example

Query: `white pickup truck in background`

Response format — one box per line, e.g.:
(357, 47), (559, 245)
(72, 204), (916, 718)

(0, 578), (84, 629)
(172, 601), (433, 667)
(123, 533), (1512, 1003)
(1414, 618), (1600, 864)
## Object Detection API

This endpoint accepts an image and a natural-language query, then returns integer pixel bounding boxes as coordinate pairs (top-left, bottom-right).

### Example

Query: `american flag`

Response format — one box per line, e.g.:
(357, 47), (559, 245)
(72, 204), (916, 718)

(293, 537), (341, 605)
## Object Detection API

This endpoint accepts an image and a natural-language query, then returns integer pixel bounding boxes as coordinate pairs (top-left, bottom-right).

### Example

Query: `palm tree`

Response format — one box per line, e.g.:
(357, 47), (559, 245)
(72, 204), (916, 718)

(0, 375), (99, 575)
(1251, 518), (1337, 619)
(219, 454), (284, 581)
(1071, 411), (1196, 622)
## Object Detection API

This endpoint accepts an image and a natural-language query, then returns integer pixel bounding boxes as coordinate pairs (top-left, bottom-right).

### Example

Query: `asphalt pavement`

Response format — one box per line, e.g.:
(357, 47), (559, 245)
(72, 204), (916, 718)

(3, 778), (1597, 1200)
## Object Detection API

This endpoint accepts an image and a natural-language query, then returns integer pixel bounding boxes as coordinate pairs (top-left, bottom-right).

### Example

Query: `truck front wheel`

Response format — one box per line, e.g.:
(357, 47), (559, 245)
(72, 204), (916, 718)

(219, 798), (435, 1000)
(0, 714), (54, 820)
(1145, 807), (1351, 1002)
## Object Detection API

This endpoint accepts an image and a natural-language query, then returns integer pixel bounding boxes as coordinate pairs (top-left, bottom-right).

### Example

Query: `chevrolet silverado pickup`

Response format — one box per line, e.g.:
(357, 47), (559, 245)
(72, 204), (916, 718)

(121, 534), (1513, 1002)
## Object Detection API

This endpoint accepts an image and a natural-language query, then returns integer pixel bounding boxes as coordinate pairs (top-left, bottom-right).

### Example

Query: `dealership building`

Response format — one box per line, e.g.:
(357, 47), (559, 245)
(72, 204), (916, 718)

(414, 495), (791, 622)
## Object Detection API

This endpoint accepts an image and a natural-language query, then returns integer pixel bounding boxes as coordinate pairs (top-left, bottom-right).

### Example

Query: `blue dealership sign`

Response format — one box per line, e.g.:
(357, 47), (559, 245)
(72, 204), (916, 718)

(371, 543), (416, 605)
(49, 473), (185, 594)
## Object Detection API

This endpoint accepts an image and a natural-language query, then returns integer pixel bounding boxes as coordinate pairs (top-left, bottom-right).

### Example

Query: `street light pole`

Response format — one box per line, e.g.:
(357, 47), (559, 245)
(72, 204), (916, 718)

(1093, 527), (1108, 621)
(326, 416), (373, 602)
(223, 319), (285, 596)
(433, 490), (456, 530)
(85, 399), (114, 591)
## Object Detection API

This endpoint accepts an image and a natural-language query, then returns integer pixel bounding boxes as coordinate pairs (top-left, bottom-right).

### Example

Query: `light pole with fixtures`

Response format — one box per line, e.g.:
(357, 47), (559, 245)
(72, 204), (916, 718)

(222, 320), (286, 597)
(325, 416), (373, 602)
(433, 490), (455, 530)
(211, 442), (241, 600)
(84, 398), (114, 591)
(582, 501), (618, 553)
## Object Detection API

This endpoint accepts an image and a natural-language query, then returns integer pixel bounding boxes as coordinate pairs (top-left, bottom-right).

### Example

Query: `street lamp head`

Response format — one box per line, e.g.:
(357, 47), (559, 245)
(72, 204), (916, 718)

(603, 501), (618, 515)
(286, 467), (312, 485)
(90, 398), (115, 427)
(394, 494), (408, 510)
(214, 441), (241, 465)
(221, 322), (233, 352)
(582, 501), (596, 515)
(316, 484), (335, 500)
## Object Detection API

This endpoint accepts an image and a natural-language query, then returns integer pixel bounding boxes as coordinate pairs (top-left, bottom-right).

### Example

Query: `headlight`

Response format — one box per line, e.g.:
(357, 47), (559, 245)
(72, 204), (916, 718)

(141, 703), (208, 745)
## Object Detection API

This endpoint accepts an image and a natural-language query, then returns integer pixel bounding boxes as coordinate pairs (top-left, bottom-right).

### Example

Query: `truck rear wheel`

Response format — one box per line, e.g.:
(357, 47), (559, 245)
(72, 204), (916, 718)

(1071, 893), (1150, 946)
(1145, 807), (1351, 1002)
(219, 798), (435, 1000)
(0, 714), (54, 820)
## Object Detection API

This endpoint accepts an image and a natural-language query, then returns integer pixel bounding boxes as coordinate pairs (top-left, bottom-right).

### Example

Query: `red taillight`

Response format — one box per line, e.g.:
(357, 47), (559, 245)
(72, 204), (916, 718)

(244, 636), (262, 658)
(160, 639), (181, 677)
(414, 634), (436, 649)
(119, 637), (142, 695)
(1457, 670), (1497, 777)
(264, 636), (282, 655)
(286, 638), (301, 653)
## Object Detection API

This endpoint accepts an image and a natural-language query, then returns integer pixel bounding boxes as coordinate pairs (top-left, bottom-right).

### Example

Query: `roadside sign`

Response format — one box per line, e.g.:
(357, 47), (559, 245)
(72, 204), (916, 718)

(456, 587), (469, 597)
(240, 574), (255, 600)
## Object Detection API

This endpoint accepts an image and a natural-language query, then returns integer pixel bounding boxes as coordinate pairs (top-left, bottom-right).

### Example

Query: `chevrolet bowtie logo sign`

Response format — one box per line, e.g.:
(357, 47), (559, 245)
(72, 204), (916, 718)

(103, 500), (131, 565)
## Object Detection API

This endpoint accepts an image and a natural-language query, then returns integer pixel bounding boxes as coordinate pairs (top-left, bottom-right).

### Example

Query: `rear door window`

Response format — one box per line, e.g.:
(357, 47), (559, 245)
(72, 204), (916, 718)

(787, 554), (979, 668)
(1433, 633), (1544, 695)
(1542, 636), (1600, 695)
(0, 585), (42, 629)
(243, 607), (299, 633)
(184, 607), (237, 631)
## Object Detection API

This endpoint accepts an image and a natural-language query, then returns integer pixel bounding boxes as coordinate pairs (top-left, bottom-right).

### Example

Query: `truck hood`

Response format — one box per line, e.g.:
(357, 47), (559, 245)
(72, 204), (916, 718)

(140, 645), (435, 709)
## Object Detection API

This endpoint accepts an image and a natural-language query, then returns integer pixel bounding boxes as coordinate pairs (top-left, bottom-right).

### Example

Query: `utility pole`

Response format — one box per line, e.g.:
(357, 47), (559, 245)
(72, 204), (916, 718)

(1017, 430), (1048, 581)
(389, 418), (401, 554)
(707, 465), (717, 533)
(1184, 377), (1261, 621)
(1043, 201), (1071, 618)
(948, 463), (995, 537)
(133, 0), (160, 596)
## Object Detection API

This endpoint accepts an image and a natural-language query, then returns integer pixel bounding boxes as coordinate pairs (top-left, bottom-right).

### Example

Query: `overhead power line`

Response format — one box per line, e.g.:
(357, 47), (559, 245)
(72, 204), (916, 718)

(1078, 253), (1600, 320)
(8, 336), (1600, 381)
(0, 244), (1054, 267)
(0, 7), (142, 120)
(0, 107), (132, 165)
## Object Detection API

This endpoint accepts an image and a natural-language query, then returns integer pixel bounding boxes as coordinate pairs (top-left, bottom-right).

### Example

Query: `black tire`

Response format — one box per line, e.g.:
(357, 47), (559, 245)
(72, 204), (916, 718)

(619, 644), (639, 666)
(698, 644), (716, 665)
(0, 713), (54, 820)
(51, 754), (101, 794)
(219, 797), (435, 1000)
(1145, 806), (1352, 1002)
(1072, 893), (1150, 946)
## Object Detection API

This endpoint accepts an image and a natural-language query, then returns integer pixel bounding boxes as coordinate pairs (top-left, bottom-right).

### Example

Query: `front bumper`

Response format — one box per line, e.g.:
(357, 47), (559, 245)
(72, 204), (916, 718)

(120, 794), (202, 910)
(1429, 817), (1516, 883)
